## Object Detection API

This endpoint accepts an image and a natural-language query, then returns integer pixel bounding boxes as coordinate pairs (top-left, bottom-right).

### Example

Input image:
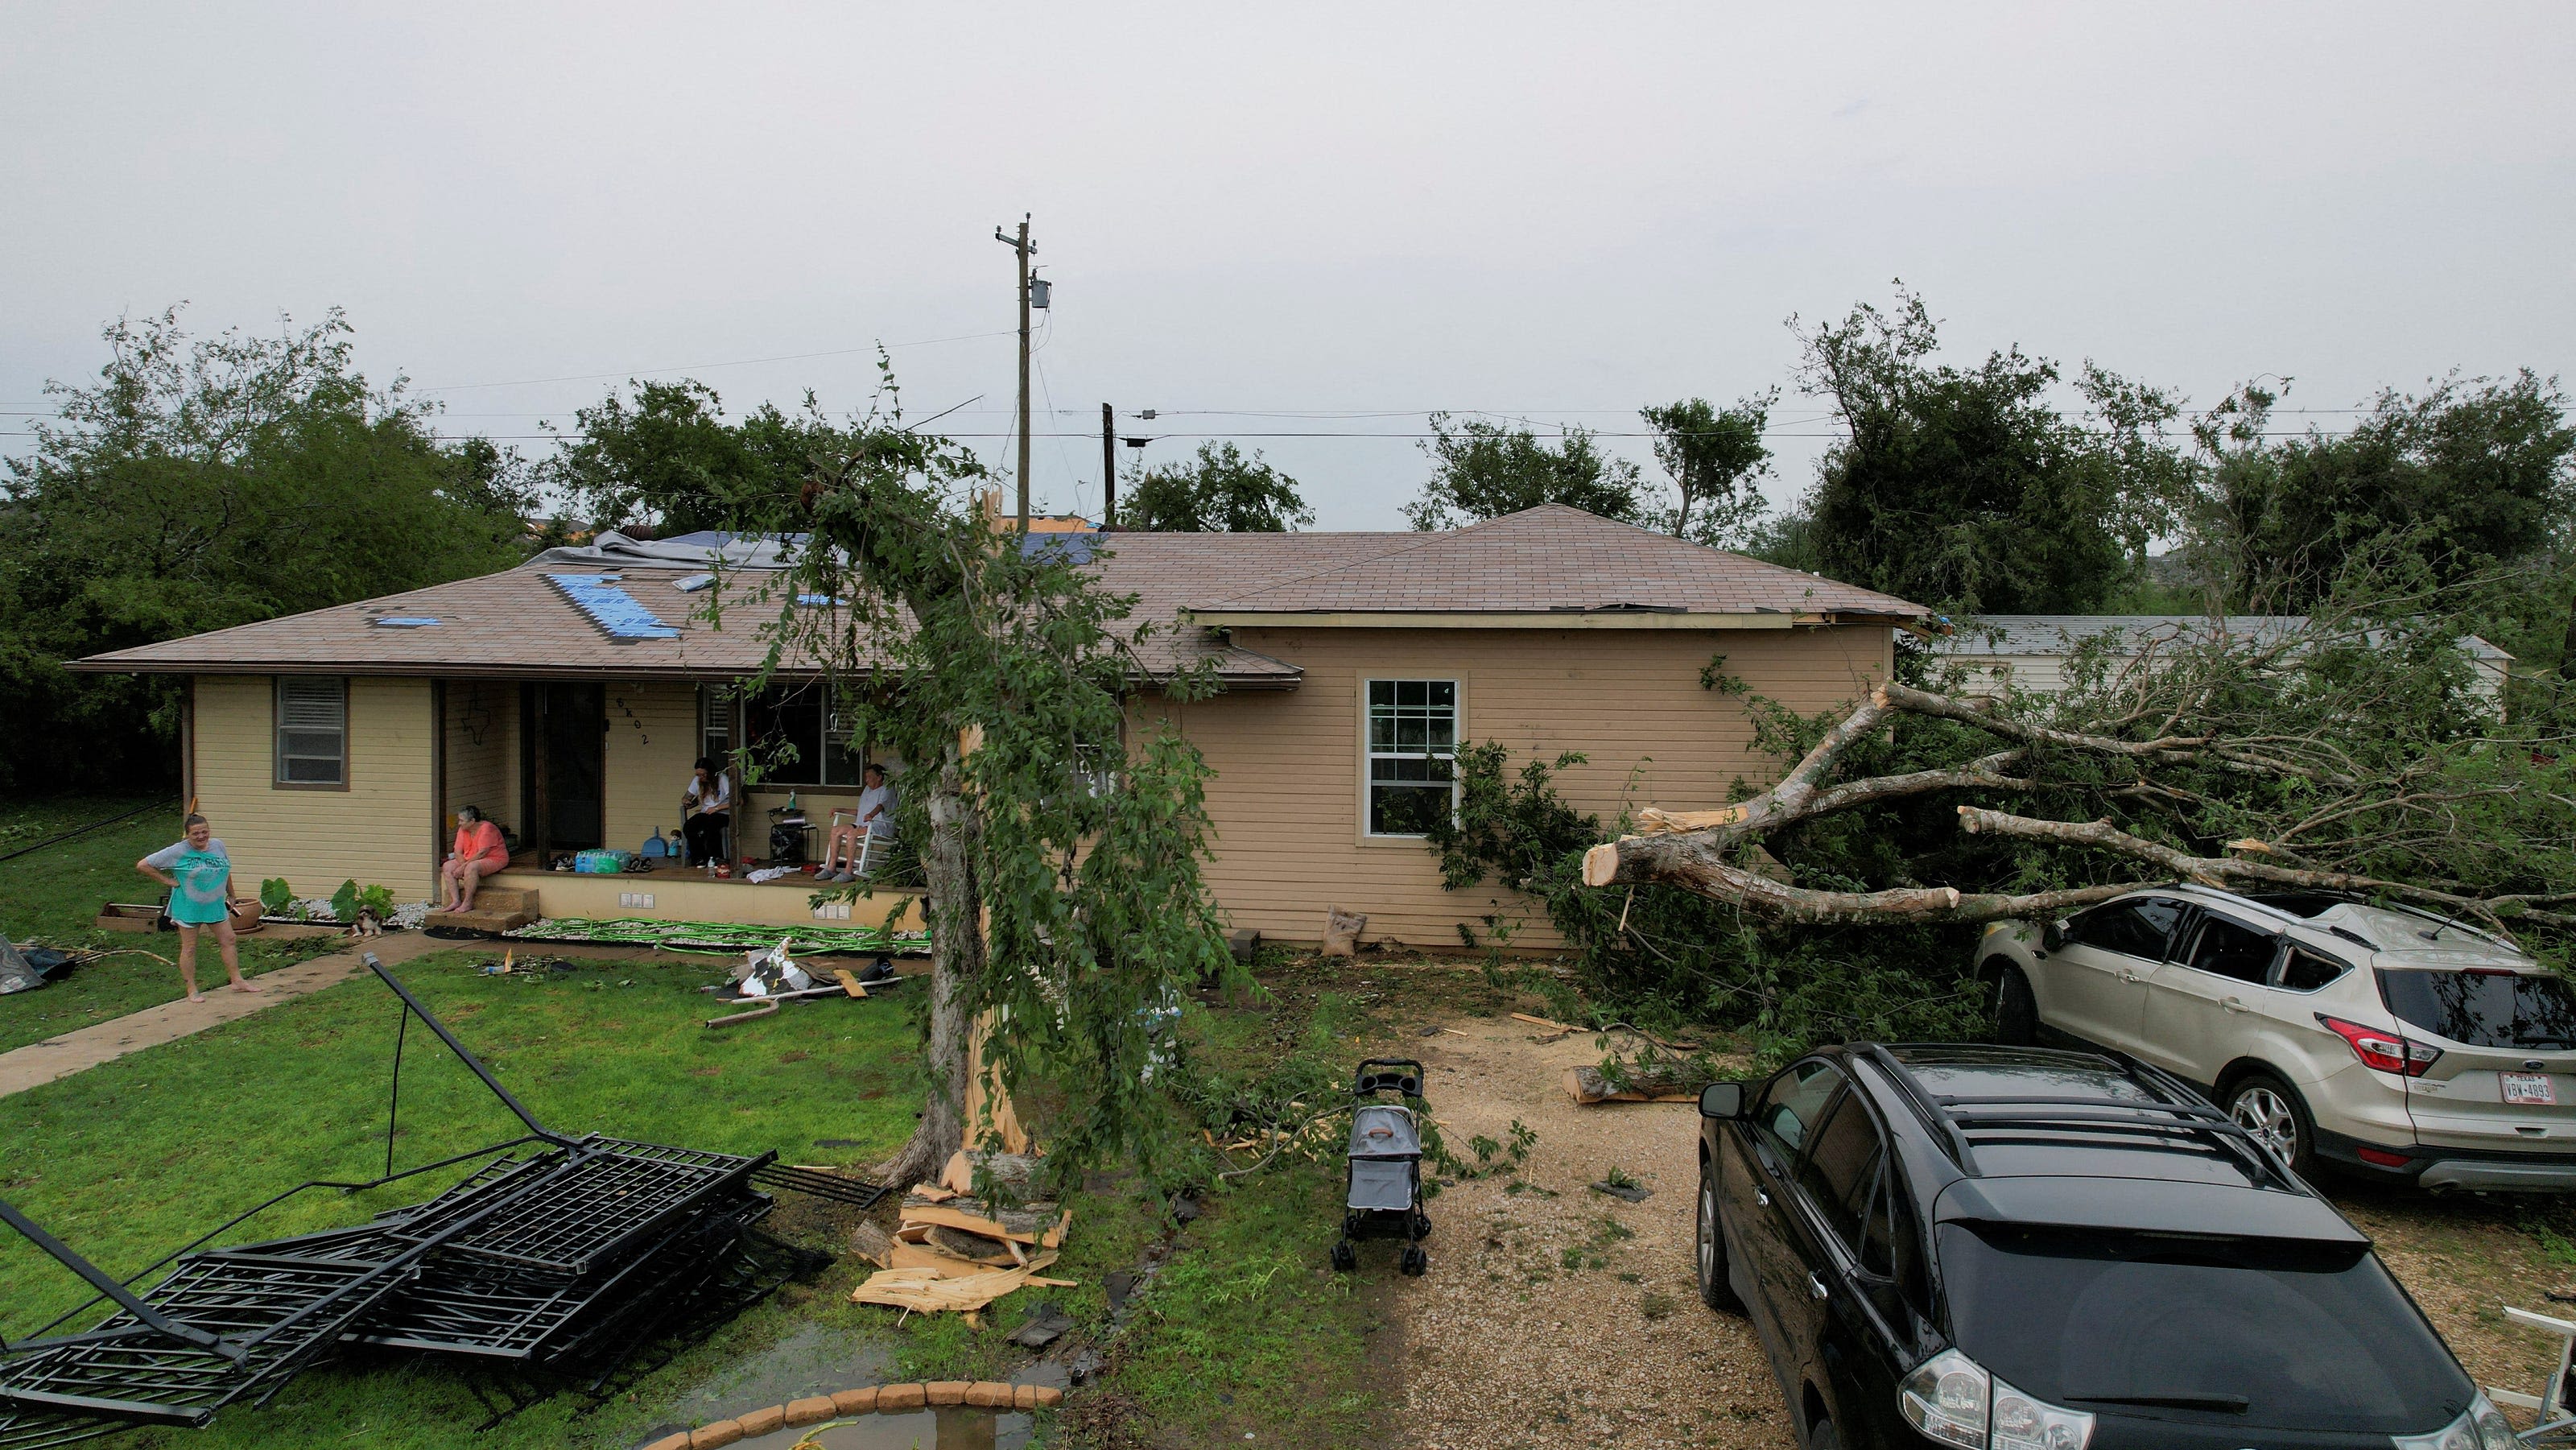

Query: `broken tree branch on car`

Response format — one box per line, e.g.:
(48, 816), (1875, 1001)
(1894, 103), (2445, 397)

(1582, 593), (2576, 948)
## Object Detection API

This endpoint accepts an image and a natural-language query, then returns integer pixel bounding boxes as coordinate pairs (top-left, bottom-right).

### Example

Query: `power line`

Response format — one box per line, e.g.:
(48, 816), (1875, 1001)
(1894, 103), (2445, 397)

(404, 328), (1018, 394)
(0, 428), (2376, 441)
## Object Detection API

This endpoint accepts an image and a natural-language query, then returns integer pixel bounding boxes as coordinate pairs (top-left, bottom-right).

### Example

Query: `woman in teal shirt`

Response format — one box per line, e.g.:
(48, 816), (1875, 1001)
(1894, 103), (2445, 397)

(135, 813), (254, 1001)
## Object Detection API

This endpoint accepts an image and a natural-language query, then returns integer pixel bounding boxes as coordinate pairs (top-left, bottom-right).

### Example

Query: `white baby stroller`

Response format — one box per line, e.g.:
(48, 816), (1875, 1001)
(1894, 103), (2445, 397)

(1331, 1058), (1431, 1276)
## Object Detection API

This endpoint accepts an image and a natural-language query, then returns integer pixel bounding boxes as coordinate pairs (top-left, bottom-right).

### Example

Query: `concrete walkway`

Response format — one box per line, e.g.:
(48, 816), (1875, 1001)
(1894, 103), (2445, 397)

(0, 932), (449, 1099)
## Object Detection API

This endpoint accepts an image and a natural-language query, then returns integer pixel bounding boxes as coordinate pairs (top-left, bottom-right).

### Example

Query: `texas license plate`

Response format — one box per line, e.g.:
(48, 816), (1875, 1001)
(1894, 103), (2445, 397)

(2503, 1072), (2558, 1106)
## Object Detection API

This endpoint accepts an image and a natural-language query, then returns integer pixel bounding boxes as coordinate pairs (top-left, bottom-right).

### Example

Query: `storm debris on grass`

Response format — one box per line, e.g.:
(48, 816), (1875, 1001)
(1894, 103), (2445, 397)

(848, 1150), (1077, 1317)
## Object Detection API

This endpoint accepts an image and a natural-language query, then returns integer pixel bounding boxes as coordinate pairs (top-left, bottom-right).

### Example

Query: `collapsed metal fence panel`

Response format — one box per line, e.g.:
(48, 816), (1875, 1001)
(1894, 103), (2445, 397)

(0, 953), (877, 1447)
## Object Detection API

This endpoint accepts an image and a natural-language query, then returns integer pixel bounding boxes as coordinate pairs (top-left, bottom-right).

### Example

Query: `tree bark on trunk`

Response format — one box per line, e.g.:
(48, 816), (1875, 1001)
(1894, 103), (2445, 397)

(874, 750), (983, 1188)
(1582, 830), (2137, 924)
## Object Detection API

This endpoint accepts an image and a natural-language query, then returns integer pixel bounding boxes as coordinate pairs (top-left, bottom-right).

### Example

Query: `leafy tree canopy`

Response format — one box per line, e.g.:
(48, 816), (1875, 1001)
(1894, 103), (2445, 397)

(1404, 413), (1650, 530)
(2177, 371), (2574, 615)
(0, 307), (531, 791)
(543, 380), (850, 535)
(1787, 285), (2180, 614)
(1121, 441), (1314, 532)
(1640, 391), (1777, 548)
(740, 367), (1234, 1186)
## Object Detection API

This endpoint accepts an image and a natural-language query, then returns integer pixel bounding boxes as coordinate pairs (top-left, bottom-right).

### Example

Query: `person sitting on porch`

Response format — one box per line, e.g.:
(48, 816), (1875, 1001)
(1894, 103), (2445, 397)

(682, 758), (733, 865)
(441, 805), (509, 913)
(818, 763), (897, 882)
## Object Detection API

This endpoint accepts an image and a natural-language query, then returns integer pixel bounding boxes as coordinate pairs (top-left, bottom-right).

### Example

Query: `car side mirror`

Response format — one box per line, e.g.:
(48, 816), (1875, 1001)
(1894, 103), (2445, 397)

(2041, 919), (2069, 952)
(1699, 1082), (1744, 1120)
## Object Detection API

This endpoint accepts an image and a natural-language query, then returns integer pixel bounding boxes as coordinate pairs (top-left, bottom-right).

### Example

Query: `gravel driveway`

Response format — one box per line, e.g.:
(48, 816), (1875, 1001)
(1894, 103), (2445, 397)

(1393, 1012), (1793, 1450)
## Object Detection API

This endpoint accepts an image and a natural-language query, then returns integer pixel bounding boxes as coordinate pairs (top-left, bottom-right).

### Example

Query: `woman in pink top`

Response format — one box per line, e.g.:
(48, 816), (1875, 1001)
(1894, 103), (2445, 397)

(440, 805), (510, 912)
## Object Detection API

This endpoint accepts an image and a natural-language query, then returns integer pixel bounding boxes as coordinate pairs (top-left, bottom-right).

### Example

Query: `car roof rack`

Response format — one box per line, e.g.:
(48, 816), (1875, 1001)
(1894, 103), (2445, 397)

(1852, 1043), (2300, 1192)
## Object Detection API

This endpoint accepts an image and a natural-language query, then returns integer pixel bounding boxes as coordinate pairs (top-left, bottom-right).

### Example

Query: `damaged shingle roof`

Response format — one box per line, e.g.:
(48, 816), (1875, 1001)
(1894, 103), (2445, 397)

(1181, 505), (1923, 617)
(71, 506), (1927, 682)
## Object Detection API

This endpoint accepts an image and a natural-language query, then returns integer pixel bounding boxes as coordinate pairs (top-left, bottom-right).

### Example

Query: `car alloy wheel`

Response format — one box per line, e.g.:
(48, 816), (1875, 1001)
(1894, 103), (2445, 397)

(1990, 963), (2037, 1047)
(1698, 1178), (1716, 1285)
(2227, 1077), (2310, 1169)
(1695, 1163), (1742, 1313)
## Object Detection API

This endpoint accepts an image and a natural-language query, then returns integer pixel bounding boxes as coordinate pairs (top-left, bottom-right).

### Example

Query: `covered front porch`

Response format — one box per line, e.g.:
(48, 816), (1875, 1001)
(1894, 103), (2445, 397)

(453, 853), (926, 935)
(431, 673), (916, 933)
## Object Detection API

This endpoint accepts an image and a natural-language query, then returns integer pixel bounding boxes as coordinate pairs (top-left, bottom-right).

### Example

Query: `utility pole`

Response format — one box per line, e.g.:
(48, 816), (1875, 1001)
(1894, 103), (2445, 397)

(1100, 403), (1117, 528)
(993, 214), (1036, 531)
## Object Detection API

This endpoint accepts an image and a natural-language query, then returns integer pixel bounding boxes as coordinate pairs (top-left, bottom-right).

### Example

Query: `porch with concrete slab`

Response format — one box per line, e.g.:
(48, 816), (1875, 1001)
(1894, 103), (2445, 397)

(427, 857), (927, 935)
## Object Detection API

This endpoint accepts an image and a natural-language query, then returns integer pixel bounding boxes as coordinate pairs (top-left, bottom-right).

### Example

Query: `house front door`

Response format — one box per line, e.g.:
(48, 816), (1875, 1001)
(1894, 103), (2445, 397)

(522, 683), (605, 853)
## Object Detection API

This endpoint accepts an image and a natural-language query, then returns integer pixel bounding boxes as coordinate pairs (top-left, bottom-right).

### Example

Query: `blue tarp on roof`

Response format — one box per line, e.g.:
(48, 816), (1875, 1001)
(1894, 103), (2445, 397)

(547, 573), (681, 640)
(1020, 532), (1100, 565)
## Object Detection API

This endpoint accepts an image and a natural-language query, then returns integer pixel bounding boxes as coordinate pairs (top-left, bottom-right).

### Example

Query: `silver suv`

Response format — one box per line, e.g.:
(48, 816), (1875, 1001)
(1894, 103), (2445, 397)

(1979, 886), (2576, 1190)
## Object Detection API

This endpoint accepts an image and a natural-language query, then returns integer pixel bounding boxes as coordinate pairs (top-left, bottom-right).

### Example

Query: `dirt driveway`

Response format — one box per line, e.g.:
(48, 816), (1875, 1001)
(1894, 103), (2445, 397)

(1393, 1000), (2576, 1448)
(1394, 1012), (1792, 1450)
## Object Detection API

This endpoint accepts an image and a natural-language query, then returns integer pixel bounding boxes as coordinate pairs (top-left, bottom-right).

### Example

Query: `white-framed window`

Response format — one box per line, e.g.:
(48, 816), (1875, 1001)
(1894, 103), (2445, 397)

(743, 685), (869, 787)
(698, 684), (734, 766)
(275, 676), (349, 787)
(1073, 715), (1126, 799)
(1364, 679), (1457, 837)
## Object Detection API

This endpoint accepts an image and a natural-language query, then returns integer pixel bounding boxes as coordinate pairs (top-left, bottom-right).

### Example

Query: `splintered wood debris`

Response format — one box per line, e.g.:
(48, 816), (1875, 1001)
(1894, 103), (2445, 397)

(849, 1150), (1075, 1315)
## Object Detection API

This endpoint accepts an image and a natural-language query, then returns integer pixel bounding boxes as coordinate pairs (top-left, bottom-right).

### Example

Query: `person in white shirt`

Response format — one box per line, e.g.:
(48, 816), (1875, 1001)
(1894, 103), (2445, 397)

(681, 758), (733, 865)
(818, 763), (898, 882)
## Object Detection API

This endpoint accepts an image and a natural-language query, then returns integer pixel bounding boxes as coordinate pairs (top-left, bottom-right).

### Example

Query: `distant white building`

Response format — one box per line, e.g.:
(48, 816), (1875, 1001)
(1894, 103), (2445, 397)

(1934, 615), (2512, 711)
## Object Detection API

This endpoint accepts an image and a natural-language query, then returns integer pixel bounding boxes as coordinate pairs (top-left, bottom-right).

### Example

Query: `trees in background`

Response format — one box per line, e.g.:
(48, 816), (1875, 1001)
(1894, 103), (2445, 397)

(1404, 413), (1650, 529)
(0, 308), (532, 793)
(540, 379), (849, 535)
(1782, 287), (2180, 615)
(2174, 374), (2574, 622)
(1640, 391), (1777, 548)
(1120, 441), (1314, 532)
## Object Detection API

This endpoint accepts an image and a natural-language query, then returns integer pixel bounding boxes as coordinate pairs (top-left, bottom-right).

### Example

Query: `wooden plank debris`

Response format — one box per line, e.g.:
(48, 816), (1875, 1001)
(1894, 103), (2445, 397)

(849, 1264), (1076, 1315)
(900, 1196), (1071, 1249)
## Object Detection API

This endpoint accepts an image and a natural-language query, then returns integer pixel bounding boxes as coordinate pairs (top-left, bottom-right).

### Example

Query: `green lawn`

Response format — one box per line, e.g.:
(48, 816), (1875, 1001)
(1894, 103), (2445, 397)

(0, 948), (925, 1448)
(1, 801), (1455, 1450)
(0, 796), (344, 1053)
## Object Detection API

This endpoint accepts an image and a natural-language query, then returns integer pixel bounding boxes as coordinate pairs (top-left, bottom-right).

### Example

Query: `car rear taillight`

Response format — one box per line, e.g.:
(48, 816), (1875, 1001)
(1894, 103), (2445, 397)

(2318, 1014), (2442, 1077)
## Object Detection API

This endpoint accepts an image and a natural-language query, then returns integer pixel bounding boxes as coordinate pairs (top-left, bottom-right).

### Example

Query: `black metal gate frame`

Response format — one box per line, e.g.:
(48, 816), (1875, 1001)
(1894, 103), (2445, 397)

(0, 953), (861, 1449)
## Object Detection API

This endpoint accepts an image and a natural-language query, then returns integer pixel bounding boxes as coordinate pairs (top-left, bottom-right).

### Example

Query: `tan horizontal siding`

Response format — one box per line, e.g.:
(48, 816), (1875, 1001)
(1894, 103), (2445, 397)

(442, 680), (517, 837)
(1146, 626), (1893, 949)
(192, 674), (437, 898)
(603, 680), (701, 855)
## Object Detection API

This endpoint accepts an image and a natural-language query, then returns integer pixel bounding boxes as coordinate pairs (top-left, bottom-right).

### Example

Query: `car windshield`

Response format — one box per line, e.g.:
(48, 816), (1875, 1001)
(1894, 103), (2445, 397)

(2380, 968), (2576, 1050)
(1938, 1224), (2469, 1433)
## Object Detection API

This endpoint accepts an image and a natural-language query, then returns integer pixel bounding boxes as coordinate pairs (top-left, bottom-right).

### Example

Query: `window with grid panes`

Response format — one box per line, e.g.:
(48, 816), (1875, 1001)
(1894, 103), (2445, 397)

(275, 677), (348, 786)
(1365, 679), (1457, 836)
(698, 684), (733, 767)
(743, 685), (868, 787)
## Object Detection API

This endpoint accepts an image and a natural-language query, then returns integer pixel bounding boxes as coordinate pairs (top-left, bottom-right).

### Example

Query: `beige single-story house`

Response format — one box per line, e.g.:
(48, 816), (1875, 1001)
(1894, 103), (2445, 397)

(1936, 614), (2512, 713)
(72, 505), (1926, 948)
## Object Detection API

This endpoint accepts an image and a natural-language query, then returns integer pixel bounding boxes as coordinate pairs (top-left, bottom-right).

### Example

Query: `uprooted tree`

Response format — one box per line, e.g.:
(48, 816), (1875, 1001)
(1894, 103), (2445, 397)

(1574, 575), (2576, 965)
(729, 374), (1232, 1189)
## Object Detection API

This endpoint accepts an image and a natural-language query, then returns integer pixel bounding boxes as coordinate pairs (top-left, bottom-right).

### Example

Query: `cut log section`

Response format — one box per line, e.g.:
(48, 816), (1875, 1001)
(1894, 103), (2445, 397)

(1563, 1064), (1705, 1105)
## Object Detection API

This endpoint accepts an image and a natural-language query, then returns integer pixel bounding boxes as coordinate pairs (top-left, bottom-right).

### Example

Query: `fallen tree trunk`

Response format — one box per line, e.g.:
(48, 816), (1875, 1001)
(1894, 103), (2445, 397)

(1581, 832), (2136, 925)
(1575, 675), (2566, 938)
(1563, 1061), (1707, 1105)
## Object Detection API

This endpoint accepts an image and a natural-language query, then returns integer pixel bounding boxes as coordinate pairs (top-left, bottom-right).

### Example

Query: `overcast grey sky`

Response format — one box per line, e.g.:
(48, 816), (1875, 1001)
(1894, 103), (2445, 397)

(6, 3), (2572, 529)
